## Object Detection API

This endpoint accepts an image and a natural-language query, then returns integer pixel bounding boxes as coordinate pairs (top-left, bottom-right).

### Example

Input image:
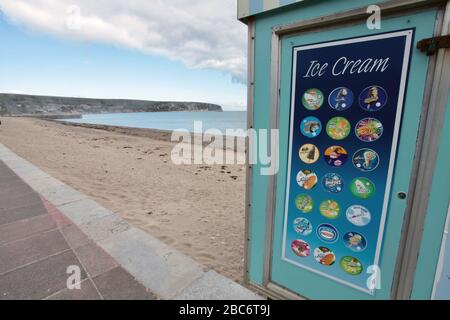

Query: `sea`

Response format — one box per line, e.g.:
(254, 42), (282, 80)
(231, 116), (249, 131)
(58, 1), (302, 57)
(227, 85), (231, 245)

(62, 111), (247, 137)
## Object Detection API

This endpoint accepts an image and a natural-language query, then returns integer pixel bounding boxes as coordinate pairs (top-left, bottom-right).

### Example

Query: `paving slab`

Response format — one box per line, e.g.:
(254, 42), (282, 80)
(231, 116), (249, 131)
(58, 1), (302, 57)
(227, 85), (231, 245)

(23, 175), (66, 192)
(0, 151), (30, 163)
(3, 160), (45, 176)
(57, 198), (114, 227)
(0, 250), (87, 300)
(61, 224), (92, 249)
(0, 202), (48, 225)
(0, 155), (24, 164)
(0, 160), (50, 182)
(42, 198), (73, 228)
(73, 241), (119, 278)
(0, 183), (35, 197)
(0, 191), (43, 212)
(92, 267), (157, 300)
(45, 279), (101, 300)
(0, 214), (57, 246)
(175, 270), (263, 300)
(0, 179), (22, 193)
(0, 230), (70, 275)
(18, 171), (53, 185)
(0, 165), (18, 179)
(39, 184), (86, 206)
(99, 227), (204, 299)
(78, 214), (131, 242)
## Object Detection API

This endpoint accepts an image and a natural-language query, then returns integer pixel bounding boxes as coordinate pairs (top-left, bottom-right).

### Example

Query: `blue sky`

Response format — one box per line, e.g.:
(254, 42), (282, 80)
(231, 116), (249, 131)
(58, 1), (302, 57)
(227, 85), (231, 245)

(0, 1), (247, 110)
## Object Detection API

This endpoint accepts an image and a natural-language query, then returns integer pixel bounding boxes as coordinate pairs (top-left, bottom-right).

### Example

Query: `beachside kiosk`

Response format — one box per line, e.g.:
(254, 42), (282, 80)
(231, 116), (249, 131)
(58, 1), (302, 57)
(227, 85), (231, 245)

(239, 0), (450, 300)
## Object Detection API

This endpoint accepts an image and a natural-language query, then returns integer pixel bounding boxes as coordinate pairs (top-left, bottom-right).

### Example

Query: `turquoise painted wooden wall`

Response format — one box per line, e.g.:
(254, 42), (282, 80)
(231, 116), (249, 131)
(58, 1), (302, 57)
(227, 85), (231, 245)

(238, 0), (306, 19)
(245, 0), (449, 299)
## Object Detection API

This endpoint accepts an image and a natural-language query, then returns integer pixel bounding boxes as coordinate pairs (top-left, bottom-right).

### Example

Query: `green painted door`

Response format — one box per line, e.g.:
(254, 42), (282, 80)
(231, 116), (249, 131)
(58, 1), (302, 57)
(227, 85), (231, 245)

(270, 9), (438, 300)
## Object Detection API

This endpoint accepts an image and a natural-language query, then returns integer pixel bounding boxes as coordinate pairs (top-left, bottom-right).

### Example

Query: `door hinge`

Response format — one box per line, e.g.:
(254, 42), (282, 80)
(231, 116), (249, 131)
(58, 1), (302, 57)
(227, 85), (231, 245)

(417, 35), (450, 56)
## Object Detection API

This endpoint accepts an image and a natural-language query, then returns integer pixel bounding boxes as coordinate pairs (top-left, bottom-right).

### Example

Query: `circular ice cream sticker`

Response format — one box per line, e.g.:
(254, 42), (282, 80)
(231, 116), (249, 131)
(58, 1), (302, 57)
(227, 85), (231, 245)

(319, 200), (340, 219)
(291, 239), (311, 257)
(293, 217), (313, 236)
(296, 170), (318, 190)
(344, 232), (367, 252)
(302, 88), (324, 111)
(350, 178), (376, 199)
(295, 194), (314, 213)
(355, 118), (384, 142)
(352, 148), (380, 172)
(324, 145), (348, 167)
(322, 173), (344, 193)
(314, 247), (336, 266)
(346, 205), (371, 227)
(317, 224), (339, 243)
(301, 116), (322, 138)
(299, 144), (320, 164)
(326, 117), (351, 140)
(359, 85), (388, 112)
(340, 256), (363, 275)
(328, 87), (354, 111)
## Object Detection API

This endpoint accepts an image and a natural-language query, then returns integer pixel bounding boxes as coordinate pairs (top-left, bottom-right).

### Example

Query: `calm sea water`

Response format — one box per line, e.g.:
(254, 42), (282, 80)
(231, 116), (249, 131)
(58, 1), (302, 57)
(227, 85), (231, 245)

(63, 111), (247, 136)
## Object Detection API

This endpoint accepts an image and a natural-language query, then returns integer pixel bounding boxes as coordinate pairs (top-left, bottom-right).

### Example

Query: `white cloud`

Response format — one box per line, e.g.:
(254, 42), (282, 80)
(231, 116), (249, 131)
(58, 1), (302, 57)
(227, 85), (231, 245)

(0, 89), (27, 94)
(0, 0), (247, 82)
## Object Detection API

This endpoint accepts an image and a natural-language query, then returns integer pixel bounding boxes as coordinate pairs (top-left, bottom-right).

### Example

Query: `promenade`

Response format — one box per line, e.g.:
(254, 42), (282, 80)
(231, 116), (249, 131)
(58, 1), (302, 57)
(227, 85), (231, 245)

(0, 160), (156, 300)
(0, 144), (262, 300)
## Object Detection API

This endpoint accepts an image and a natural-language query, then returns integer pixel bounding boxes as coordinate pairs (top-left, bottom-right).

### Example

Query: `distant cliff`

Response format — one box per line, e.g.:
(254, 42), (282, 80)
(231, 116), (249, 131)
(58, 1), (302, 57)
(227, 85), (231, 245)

(0, 94), (223, 116)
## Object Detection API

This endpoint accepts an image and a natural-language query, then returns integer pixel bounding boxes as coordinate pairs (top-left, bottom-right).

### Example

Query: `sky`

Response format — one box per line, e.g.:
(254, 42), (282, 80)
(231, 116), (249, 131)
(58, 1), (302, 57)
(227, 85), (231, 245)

(0, 0), (248, 111)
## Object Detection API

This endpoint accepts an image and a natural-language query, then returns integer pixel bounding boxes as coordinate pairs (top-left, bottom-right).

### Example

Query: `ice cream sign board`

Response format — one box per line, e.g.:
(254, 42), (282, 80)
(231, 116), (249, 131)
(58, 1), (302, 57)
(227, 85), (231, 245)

(282, 30), (414, 294)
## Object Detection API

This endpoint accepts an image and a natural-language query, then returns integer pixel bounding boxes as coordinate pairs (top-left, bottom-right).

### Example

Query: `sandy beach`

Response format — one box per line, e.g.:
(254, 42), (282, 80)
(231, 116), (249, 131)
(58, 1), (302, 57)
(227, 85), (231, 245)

(0, 117), (246, 283)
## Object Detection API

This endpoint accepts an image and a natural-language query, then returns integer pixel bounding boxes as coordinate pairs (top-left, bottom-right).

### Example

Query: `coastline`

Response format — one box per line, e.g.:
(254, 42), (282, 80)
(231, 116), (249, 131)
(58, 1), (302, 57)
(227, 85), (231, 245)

(57, 120), (175, 142)
(55, 119), (248, 152)
(0, 93), (223, 115)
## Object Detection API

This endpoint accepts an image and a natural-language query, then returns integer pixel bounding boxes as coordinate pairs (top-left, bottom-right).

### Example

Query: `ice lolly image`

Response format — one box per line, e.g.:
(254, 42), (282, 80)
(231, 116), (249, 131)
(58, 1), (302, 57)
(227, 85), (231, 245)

(364, 86), (379, 106)
(355, 179), (369, 194)
(304, 92), (321, 108)
(364, 150), (376, 168)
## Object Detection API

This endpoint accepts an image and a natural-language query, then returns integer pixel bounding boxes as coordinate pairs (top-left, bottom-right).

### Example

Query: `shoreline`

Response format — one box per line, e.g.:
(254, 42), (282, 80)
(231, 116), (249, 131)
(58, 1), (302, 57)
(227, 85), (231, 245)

(57, 120), (175, 142)
(54, 119), (247, 152)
